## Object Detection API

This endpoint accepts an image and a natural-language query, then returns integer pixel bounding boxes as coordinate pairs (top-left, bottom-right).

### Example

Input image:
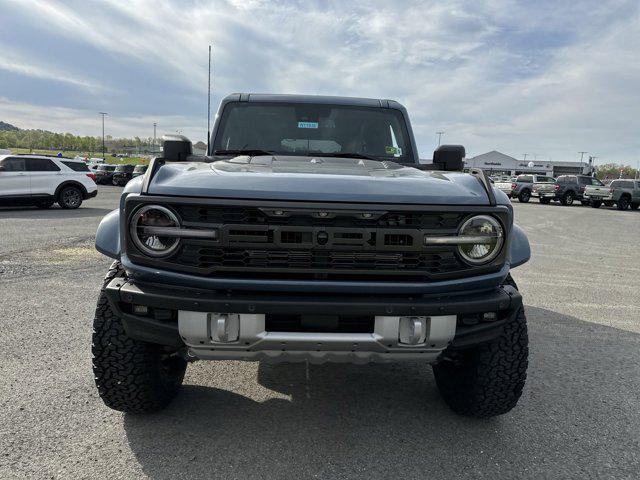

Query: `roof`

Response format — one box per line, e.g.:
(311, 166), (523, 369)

(224, 93), (405, 109)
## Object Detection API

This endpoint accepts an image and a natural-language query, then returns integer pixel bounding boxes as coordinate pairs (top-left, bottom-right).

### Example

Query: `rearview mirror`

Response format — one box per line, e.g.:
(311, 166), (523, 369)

(432, 145), (465, 171)
(162, 134), (192, 161)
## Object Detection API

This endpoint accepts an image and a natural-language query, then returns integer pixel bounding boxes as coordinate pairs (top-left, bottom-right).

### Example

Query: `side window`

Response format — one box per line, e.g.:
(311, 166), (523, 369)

(610, 181), (620, 188)
(61, 161), (90, 172)
(579, 177), (591, 185)
(518, 175), (533, 183)
(26, 158), (61, 172)
(1, 157), (26, 171)
(592, 178), (604, 186)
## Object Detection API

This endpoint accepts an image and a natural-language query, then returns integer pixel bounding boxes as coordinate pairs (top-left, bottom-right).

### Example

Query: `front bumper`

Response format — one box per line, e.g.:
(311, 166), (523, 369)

(104, 277), (523, 363)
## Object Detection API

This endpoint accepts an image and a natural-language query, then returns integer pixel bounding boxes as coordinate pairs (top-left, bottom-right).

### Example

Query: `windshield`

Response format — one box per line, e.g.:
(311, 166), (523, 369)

(212, 102), (413, 162)
(115, 165), (132, 172)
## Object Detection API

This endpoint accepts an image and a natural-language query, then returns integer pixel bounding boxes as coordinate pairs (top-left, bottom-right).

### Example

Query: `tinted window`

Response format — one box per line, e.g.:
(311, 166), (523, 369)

(578, 177), (592, 185)
(538, 176), (553, 183)
(517, 175), (533, 183)
(1, 157), (26, 172)
(26, 158), (60, 172)
(558, 176), (577, 184)
(213, 102), (413, 162)
(115, 164), (135, 172)
(61, 161), (90, 172)
(98, 165), (116, 171)
(592, 178), (604, 186)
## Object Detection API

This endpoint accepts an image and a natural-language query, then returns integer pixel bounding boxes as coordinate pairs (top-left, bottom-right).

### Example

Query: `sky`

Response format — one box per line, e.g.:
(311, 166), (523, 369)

(1, 0), (639, 165)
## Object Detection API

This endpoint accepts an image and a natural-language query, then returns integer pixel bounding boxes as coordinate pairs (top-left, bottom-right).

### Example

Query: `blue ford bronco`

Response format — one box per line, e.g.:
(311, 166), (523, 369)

(93, 94), (531, 417)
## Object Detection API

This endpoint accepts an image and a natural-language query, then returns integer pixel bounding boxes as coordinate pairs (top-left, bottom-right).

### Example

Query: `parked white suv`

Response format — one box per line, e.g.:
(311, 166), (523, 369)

(0, 154), (98, 209)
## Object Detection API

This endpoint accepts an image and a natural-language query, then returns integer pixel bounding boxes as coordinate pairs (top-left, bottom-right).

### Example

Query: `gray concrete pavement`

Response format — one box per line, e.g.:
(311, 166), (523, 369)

(1, 188), (639, 479)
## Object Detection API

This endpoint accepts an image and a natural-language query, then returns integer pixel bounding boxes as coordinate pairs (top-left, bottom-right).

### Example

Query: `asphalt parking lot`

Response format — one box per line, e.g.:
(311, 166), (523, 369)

(1, 186), (639, 479)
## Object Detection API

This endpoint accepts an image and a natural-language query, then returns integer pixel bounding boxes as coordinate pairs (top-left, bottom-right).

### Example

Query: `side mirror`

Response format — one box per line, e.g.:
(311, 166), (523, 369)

(162, 134), (192, 161)
(432, 145), (465, 171)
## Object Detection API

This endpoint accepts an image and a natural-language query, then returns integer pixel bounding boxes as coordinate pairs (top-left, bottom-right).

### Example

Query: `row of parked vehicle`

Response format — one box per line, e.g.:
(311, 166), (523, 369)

(492, 174), (640, 210)
(91, 163), (148, 186)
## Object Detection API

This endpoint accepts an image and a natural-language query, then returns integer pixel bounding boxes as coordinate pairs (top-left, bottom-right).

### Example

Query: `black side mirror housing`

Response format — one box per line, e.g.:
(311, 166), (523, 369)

(162, 134), (192, 161)
(432, 145), (465, 171)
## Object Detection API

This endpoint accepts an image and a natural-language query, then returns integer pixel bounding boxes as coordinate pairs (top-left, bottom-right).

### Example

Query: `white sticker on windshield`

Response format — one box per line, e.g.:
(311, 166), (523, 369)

(298, 121), (319, 129)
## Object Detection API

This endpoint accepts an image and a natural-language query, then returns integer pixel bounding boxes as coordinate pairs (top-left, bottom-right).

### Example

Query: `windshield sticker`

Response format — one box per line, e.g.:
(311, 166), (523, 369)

(297, 121), (319, 129)
(385, 146), (402, 156)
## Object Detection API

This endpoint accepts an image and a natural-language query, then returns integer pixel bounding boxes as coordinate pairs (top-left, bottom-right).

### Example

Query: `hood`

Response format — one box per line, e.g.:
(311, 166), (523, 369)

(146, 155), (491, 205)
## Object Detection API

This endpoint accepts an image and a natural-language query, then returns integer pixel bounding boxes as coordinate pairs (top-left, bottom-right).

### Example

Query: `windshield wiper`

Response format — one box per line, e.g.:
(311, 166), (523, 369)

(316, 152), (380, 161)
(213, 149), (275, 156)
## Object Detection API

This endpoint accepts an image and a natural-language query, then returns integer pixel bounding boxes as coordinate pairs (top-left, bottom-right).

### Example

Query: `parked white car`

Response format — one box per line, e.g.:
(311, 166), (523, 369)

(0, 154), (98, 208)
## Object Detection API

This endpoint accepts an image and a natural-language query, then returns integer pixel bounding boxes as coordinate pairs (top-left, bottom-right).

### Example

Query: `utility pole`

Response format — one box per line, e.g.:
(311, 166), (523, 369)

(436, 131), (444, 146)
(523, 153), (528, 162)
(578, 151), (587, 173)
(99, 112), (108, 160)
(207, 44), (212, 154)
(153, 122), (157, 154)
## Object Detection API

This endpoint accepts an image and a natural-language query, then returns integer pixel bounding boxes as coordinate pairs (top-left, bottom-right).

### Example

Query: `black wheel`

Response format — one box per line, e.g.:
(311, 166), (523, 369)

(433, 275), (528, 418)
(112, 178), (119, 186)
(539, 198), (551, 204)
(580, 201), (589, 206)
(590, 200), (602, 208)
(92, 262), (187, 413)
(518, 190), (531, 203)
(617, 197), (630, 210)
(561, 191), (574, 206)
(631, 203), (639, 210)
(36, 200), (54, 209)
(58, 186), (83, 209)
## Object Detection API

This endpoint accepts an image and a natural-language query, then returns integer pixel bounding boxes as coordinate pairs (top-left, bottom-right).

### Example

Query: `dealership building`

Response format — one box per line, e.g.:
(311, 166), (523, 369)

(464, 151), (595, 177)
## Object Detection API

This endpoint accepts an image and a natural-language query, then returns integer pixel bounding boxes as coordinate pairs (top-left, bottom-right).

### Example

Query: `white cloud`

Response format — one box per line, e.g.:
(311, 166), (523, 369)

(1, 0), (639, 164)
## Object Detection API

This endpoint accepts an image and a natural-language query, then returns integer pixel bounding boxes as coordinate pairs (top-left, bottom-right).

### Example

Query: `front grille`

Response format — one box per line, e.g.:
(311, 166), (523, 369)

(177, 245), (464, 278)
(127, 202), (506, 281)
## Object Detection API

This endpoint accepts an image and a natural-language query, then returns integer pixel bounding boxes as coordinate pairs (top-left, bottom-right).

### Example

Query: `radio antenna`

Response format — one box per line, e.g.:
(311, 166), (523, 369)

(207, 44), (212, 154)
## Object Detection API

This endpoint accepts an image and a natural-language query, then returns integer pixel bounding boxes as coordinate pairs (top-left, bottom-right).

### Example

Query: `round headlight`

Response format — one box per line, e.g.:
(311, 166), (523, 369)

(130, 205), (181, 257)
(457, 215), (504, 265)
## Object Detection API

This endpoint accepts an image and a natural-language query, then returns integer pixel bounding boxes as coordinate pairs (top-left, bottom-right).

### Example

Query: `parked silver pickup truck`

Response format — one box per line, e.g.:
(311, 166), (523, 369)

(585, 179), (640, 210)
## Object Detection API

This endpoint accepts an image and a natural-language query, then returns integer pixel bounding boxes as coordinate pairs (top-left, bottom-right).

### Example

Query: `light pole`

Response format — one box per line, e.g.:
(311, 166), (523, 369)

(153, 122), (157, 154)
(578, 151), (587, 173)
(436, 131), (444, 147)
(99, 112), (108, 160)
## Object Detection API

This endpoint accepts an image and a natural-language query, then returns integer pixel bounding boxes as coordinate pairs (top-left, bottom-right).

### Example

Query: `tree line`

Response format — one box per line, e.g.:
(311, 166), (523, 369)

(0, 128), (158, 153)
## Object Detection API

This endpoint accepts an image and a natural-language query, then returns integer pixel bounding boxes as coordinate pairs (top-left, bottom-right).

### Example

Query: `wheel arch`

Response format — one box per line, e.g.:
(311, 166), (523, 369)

(96, 209), (121, 259)
(508, 223), (530, 268)
(55, 180), (88, 199)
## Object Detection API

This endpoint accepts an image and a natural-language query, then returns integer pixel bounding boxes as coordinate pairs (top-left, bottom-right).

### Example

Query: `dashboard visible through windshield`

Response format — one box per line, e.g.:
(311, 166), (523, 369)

(212, 102), (413, 162)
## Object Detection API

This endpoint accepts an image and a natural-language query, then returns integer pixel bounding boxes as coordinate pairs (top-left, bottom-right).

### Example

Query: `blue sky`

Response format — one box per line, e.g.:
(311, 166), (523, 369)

(1, 0), (639, 164)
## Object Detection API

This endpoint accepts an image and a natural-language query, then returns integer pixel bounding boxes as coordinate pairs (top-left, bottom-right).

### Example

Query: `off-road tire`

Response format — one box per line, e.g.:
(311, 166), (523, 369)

(590, 200), (602, 208)
(433, 275), (528, 418)
(58, 185), (83, 209)
(518, 190), (531, 203)
(92, 262), (187, 413)
(617, 196), (630, 210)
(539, 198), (551, 204)
(631, 203), (639, 210)
(561, 191), (574, 206)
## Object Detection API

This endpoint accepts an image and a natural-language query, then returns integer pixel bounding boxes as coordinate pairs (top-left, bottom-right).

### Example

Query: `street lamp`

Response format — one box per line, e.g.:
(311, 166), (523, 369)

(153, 122), (157, 154)
(99, 112), (108, 160)
(436, 131), (444, 146)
